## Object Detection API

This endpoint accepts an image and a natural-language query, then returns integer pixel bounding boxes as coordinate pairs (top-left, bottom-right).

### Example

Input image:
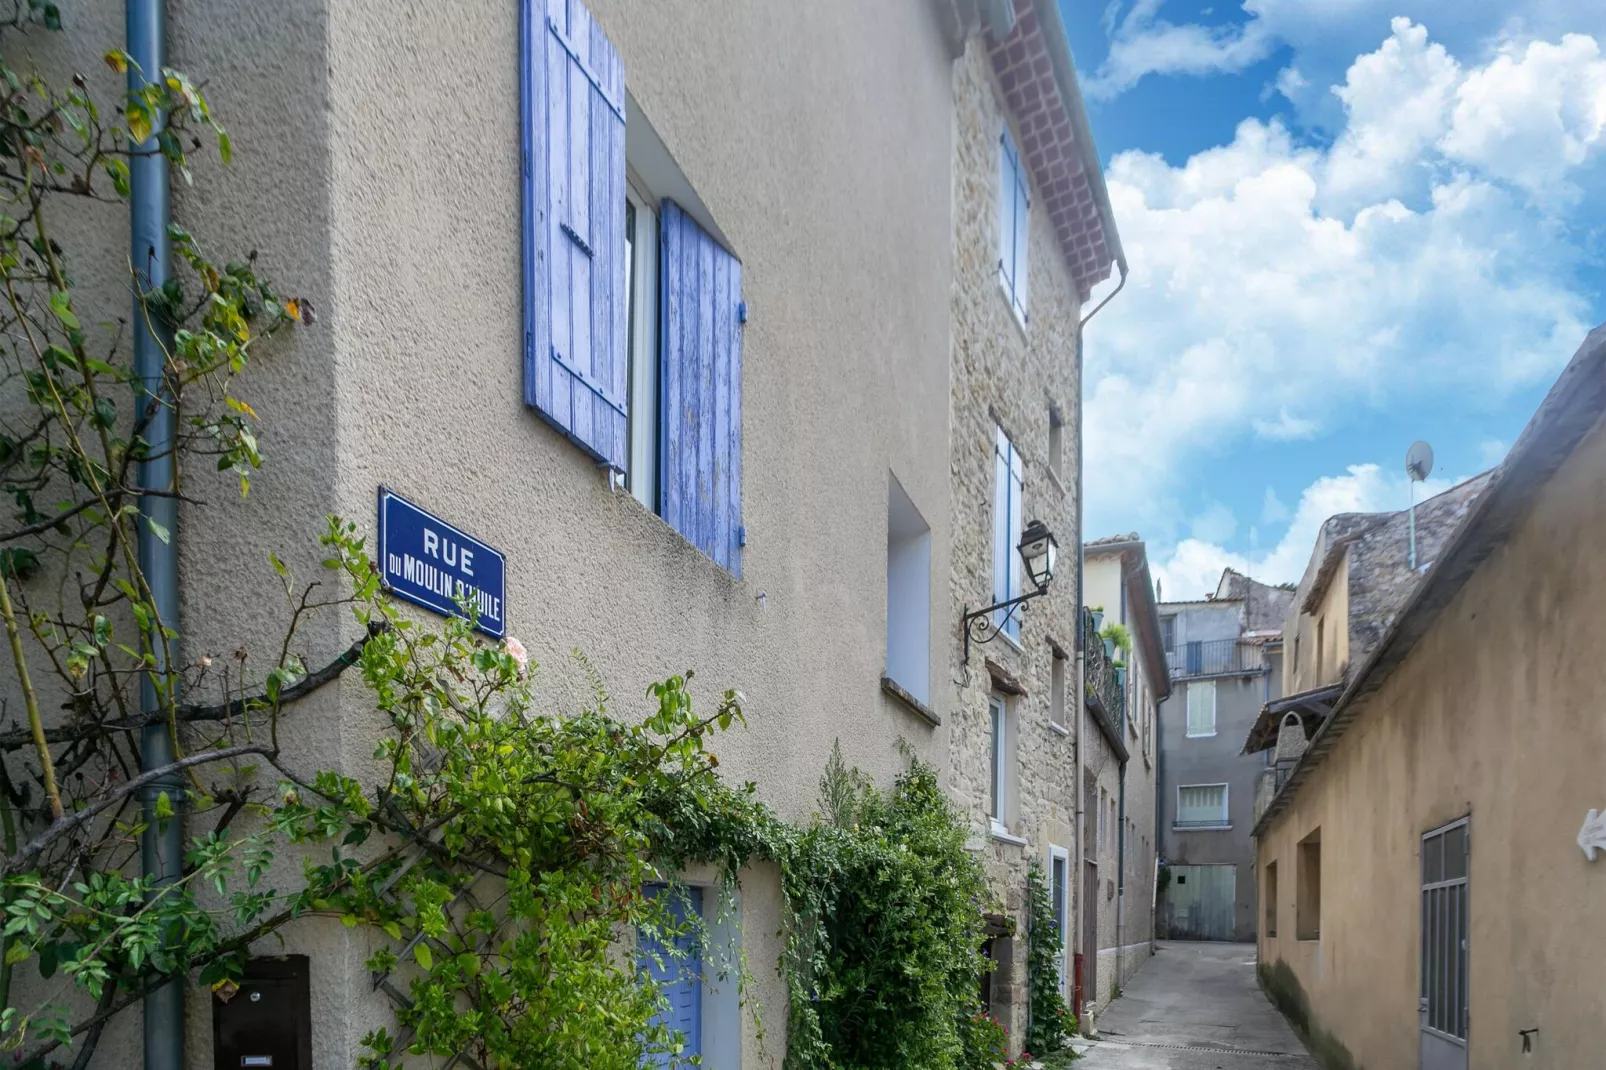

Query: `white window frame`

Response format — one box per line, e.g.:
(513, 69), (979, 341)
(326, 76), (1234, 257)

(625, 182), (659, 511)
(1175, 782), (1231, 830)
(1048, 844), (1070, 994)
(1185, 679), (1217, 738)
(998, 128), (1029, 325)
(989, 696), (1009, 833)
(992, 424), (1025, 642)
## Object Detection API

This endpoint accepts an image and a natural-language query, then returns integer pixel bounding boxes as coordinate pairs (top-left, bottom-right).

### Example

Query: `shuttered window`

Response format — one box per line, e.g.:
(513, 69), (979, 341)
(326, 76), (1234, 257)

(1177, 784), (1228, 827)
(523, 0), (629, 470)
(1185, 679), (1217, 737)
(660, 202), (744, 575)
(992, 424), (1024, 640)
(998, 129), (1029, 323)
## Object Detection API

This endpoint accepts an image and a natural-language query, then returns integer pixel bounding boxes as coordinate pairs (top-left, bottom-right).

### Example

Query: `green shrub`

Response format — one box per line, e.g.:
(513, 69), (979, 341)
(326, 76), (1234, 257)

(781, 743), (994, 1070)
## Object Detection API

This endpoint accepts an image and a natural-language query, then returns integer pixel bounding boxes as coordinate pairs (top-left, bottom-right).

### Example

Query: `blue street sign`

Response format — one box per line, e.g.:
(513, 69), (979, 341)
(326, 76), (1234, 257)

(377, 487), (506, 638)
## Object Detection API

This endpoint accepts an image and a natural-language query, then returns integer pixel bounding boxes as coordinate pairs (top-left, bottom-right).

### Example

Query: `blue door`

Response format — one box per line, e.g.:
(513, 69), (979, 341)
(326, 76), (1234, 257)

(640, 884), (703, 1066)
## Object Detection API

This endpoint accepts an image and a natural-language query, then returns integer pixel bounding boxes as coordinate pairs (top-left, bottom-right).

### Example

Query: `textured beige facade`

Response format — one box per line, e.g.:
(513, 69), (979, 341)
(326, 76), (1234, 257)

(23, 1), (959, 1065)
(9, 0), (1128, 1064)
(1257, 412), (1606, 1070)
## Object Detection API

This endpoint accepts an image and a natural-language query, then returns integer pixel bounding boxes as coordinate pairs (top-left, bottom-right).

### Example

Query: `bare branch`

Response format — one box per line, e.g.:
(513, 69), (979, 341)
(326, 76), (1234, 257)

(3, 743), (275, 877)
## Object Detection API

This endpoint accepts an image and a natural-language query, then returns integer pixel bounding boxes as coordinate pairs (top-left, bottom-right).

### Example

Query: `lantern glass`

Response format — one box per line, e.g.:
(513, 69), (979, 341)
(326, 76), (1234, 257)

(1018, 521), (1057, 591)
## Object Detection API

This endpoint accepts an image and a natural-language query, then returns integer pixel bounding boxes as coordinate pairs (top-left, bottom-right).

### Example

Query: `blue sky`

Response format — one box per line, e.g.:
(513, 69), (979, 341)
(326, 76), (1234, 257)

(1064, 0), (1606, 598)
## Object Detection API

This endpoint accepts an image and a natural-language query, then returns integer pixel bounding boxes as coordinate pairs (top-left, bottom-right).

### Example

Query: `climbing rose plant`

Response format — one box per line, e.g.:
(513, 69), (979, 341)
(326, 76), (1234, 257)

(1025, 860), (1076, 1056)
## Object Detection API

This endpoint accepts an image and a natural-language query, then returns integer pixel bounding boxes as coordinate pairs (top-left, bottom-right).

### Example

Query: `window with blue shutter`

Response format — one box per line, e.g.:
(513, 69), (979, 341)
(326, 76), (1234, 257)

(999, 129), (1029, 324)
(992, 424), (1024, 640)
(659, 201), (744, 575)
(522, 0), (629, 470)
(639, 884), (703, 1067)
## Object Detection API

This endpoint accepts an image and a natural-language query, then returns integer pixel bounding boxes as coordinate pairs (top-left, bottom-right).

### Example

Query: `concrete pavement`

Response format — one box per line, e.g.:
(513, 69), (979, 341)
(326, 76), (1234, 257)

(1070, 942), (1317, 1070)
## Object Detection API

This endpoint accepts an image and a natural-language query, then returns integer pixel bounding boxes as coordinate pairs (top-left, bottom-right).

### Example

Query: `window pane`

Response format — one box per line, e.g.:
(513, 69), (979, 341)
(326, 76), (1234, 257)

(1442, 824), (1466, 880)
(990, 702), (1003, 819)
(1013, 179), (1029, 313)
(993, 432), (1010, 607)
(1424, 833), (1443, 884)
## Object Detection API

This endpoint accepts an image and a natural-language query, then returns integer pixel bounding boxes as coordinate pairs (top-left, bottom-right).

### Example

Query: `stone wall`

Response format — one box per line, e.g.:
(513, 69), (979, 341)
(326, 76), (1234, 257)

(946, 34), (1086, 1047)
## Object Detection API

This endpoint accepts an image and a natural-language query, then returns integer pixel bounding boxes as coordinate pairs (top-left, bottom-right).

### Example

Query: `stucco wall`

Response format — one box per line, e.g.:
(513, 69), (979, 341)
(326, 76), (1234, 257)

(944, 34), (1086, 1046)
(1257, 414), (1606, 1070)
(21, 1), (962, 1066)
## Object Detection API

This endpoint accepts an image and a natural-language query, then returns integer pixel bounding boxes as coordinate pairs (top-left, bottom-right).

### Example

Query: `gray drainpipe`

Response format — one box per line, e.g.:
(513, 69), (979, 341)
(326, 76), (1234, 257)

(128, 2), (184, 1067)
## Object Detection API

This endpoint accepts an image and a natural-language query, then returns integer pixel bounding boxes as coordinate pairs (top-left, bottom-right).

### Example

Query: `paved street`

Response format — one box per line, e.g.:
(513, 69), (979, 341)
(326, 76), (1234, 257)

(1072, 942), (1317, 1070)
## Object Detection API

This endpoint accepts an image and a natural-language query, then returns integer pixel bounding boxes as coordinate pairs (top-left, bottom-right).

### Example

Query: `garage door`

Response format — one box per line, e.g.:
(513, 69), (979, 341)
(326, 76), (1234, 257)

(1166, 864), (1237, 941)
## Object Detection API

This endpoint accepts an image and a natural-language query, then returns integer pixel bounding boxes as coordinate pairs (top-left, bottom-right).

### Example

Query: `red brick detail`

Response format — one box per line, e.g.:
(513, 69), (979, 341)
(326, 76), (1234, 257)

(986, 0), (1114, 300)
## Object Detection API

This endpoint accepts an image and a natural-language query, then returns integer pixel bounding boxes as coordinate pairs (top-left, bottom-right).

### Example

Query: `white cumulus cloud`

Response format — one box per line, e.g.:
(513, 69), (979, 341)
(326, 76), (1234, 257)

(1152, 464), (1451, 601)
(1084, 19), (1598, 547)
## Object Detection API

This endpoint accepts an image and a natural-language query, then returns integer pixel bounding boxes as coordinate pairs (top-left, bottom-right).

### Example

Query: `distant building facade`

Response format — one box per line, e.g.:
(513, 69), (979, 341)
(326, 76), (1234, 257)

(1156, 570), (1291, 942)
(1083, 537), (1170, 1017)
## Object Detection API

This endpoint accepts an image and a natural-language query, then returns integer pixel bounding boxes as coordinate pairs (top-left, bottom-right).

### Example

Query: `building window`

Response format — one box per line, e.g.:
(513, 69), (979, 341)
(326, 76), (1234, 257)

(989, 696), (1013, 832)
(1050, 646), (1067, 727)
(998, 128), (1029, 324)
(605, 100), (744, 572)
(1315, 617), (1325, 682)
(1047, 405), (1064, 482)
(1297, 829), (1322, 940)
(1097, 787), (1108, 851)
(1265, 861), (1279, 938)
(992, 424), (1025, 641)
(885, 475), (932, 706)
(1160, 615), (1176, 654)
(1176, 784), (1229, 829)
(1185, 680), (1217, 737)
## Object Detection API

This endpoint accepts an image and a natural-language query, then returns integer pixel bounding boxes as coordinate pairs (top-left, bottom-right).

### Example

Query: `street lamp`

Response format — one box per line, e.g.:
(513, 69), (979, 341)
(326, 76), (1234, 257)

(1019, 519), (1058, 591)
(961, 519), (1060, 665)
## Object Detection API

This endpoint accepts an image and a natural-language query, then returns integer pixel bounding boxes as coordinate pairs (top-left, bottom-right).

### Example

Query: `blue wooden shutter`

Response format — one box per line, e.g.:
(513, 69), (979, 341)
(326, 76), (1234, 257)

(521, 0), (628, 470)
(660, 201), (744, 574)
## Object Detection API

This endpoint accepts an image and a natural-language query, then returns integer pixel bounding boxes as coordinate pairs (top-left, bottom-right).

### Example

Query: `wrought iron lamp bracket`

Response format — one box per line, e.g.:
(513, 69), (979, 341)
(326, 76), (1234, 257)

(961, 587), (1046, 665)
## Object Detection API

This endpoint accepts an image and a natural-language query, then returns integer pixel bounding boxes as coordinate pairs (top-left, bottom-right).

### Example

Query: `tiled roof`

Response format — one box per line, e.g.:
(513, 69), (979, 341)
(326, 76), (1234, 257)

(983, 0), (1118, 301)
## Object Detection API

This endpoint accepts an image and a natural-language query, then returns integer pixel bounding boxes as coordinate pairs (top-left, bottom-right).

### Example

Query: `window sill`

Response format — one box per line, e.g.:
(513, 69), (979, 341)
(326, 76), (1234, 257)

(992, 627), (1024, 654)
(1184, 731), (1218, 739)
(881, 676), (940, 727)
(1172, 824), (1232, 832)
(990, 824), (1028, 847)
(1047, 721), (1070, 738)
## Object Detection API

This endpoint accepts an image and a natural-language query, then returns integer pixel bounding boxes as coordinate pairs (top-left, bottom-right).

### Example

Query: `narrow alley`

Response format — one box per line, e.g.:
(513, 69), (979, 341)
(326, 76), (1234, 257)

(1073, 943), (1316, 1069)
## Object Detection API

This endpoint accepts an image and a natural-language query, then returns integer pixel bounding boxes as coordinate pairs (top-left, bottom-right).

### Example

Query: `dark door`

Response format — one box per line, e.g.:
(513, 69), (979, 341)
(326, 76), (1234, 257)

(213, 956), (312, 1070)
(1420, 818), (1469, 1070)
(1081, 859), (1099, 1019)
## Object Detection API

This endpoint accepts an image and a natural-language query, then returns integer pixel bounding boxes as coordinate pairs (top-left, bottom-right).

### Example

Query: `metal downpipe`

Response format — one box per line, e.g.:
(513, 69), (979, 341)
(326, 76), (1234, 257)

(128, 1), (183, 1065)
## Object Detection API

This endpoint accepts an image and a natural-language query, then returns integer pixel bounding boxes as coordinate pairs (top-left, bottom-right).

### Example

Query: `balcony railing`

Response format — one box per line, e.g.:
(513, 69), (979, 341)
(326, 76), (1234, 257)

(1083, 608), (1125, 732)
(1166, 638), (1264, 679)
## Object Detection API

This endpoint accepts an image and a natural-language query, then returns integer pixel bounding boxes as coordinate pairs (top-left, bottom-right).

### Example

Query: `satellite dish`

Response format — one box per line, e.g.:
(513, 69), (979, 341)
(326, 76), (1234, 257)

(1405, 441), (1434, 483)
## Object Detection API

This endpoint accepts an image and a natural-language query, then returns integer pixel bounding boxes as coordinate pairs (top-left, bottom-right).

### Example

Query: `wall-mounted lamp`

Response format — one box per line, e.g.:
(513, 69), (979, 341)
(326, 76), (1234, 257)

(961, 519), (1059, 665)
